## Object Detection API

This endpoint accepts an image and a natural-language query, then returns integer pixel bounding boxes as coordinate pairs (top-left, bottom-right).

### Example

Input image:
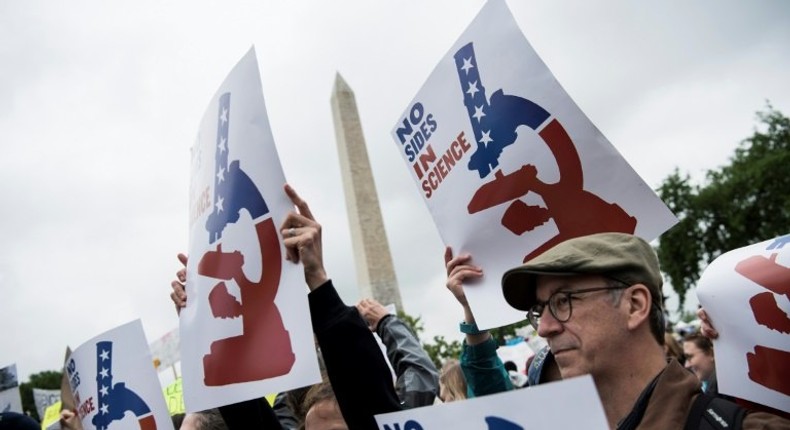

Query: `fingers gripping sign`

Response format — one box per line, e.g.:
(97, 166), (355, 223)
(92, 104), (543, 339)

(444, 246), (483, 308)
(445, 246), (491, 344)
(170, 253), (189, 315)
(280, 184), (328, 290)
(697, 308), (719, 340)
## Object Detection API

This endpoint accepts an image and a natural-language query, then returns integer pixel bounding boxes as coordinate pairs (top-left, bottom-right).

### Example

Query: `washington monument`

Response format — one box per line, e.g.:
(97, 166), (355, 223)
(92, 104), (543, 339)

(330, 73), (404, 311)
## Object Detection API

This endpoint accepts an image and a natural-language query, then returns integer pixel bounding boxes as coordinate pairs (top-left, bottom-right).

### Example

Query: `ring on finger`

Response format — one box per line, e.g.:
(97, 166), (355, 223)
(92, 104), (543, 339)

(288, 227), (295, 237)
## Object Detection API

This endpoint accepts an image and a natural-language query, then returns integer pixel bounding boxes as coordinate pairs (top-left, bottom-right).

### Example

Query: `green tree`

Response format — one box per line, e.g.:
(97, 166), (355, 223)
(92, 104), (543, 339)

(19, 370), (62, 422)
(396, 310), (531, 368)
(397, 310), (462, 368)
(488, 320), (532, 346)
(657, 104), (790, 309)
(421, 335), (463, 370)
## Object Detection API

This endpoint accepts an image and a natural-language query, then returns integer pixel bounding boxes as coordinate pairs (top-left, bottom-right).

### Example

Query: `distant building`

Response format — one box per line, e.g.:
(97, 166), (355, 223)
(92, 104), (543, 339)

(331, 73), (404, 312)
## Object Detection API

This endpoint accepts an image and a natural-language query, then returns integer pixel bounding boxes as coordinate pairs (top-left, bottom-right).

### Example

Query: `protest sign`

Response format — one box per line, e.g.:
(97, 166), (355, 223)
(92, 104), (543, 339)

(496, 339), (533, 374)
(375, 375), (607, 429)
(64, 319), (173, 430)
(181, 46), (320, 412)
(162, 378), (184, 416)
(0, 363), (22, 413)
(391, 0), (677, 329)
(33, 388), (61, 423)
(60, 346), (77, 414)
(149, 327), (179, 374)
(697, 234), (790, 413)
(42, 400), (62, 430)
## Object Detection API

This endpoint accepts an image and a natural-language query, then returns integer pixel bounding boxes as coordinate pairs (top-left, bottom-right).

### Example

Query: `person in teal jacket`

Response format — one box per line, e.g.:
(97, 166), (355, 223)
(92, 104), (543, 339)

(444, 247), (560, 398)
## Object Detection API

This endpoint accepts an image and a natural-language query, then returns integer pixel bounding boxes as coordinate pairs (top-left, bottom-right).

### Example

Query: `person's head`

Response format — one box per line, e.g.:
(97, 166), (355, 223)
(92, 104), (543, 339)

(0, 412), (39, 430)
(180, 409), (227, 430)
(439, 359), (467, 402)
(302, 381), (347, 430)
(683, 332), (715, 382)
(664, 332), (685, 366)
(285, 385), (313, 426)
(501, 233), (665, 380)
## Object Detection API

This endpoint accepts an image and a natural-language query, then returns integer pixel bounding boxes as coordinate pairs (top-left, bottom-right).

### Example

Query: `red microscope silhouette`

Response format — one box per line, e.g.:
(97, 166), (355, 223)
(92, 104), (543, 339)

(197, 92), (295, 386)
(733, 236), (790, 396)
(455, 43), (636, 263)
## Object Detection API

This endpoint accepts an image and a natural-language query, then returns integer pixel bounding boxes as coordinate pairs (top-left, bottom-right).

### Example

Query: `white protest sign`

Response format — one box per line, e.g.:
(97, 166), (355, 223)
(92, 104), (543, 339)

(149, 327), (179, 372)
(391, 0), (677, 329)
(496, 339), (533, 374)
(63, 319), (173, 430)
(182, 46), (320, 412)
(0, 363), (22, 413)
(696, 234), (790, 413)
(0, 388), (22, 415)
(376, 375), (607, 429)
(33, 388), (61, 422)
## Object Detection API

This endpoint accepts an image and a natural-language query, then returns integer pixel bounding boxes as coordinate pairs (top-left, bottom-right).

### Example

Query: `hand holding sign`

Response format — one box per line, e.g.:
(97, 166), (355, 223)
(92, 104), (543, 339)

(181, 47), (319, 412)
(390, 0), (677, 329)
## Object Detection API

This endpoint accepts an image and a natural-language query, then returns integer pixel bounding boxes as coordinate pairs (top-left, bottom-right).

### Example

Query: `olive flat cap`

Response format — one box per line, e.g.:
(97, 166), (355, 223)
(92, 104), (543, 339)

(501, 232), (663, 311)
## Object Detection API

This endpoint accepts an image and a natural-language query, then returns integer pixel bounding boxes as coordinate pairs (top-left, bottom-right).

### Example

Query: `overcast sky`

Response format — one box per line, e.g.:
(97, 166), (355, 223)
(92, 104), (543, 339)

(2, 0), (789, 381)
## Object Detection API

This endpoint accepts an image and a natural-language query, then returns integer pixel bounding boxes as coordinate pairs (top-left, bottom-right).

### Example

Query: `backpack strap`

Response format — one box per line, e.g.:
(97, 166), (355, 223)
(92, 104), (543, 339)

(685, 393), (746, 430)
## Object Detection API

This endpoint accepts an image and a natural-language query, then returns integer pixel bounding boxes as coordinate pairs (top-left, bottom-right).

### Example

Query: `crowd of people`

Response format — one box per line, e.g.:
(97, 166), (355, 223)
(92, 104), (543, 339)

(44, 184), (787, 430)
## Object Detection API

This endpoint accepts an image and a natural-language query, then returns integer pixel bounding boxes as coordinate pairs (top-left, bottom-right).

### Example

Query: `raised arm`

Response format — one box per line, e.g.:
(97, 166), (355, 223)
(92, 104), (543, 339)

(445, 247), (512, 397)
(357, 298), (440, 408)
(281, 184), (401, 429)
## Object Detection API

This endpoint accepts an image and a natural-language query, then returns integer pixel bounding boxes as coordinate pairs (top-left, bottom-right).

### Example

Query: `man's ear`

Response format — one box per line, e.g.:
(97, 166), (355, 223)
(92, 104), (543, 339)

(626, 284), (651, 331)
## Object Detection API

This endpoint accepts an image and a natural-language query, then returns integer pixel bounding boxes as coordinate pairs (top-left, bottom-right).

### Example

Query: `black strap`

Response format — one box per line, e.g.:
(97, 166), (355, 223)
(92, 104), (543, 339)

(617, 371), (663, 430)
(684, 393), (746, 430)
(684, 393), (715, 430)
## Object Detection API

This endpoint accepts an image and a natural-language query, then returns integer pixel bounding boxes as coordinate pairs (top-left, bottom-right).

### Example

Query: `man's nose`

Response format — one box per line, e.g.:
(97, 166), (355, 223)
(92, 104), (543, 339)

(536, 307), (562, 338)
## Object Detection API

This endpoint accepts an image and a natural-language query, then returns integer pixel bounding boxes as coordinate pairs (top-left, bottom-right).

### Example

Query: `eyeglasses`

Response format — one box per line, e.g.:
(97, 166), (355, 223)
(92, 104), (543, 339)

(526, 284), (628, 330)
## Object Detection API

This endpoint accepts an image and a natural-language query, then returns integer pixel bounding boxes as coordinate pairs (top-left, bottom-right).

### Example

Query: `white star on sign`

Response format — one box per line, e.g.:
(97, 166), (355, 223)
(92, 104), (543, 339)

(101, 404), (109, 415)
(461, 57), (474, 74)
(100, 350), (110, 361)
(473, 105), (486, 122)
(216, 166), (225, 183)
(100, 385), (109, 397)
(216, 196), (224, 212)
(220, 107), (228, 124)
(218, 137), (227, 153)
(479, 130), (493, 145)
(466, 80), (480, 98)
(99, 367), (109, 378)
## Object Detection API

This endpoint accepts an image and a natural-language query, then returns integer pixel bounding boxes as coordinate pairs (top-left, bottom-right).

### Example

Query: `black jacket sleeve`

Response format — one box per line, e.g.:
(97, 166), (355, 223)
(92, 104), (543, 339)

(309, 280), (403, 430)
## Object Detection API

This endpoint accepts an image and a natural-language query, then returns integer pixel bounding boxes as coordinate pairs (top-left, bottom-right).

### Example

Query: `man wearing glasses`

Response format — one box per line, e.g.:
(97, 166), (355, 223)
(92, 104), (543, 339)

(501, 232), (787, 429)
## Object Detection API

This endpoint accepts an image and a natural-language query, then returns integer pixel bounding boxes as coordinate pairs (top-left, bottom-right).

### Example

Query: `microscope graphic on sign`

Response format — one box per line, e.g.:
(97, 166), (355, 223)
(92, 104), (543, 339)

(91, 342), (157, 430)
(197, 92), (295, 386)
(733, 234), (790, 396)
(454, 43), (637, 262)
